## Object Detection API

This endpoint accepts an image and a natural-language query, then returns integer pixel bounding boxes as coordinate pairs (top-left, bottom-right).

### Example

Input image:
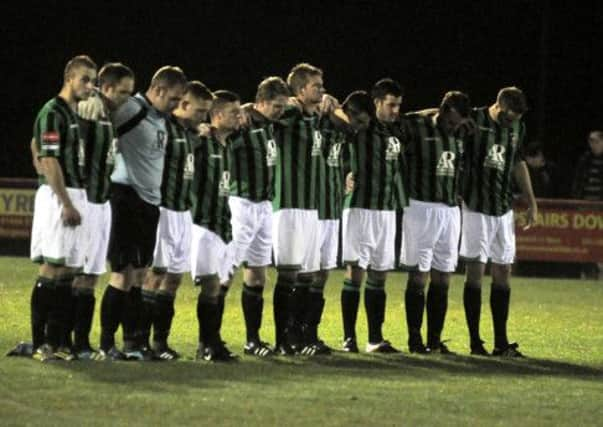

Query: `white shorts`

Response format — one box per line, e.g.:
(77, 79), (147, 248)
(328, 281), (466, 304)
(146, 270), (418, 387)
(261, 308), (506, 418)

(272, 208), (320, 273)
(152, 207), (192, 274)
(30, 185), (88, 268)
(400, 199), (461, 273)
(319, 219), (339, 270)
(229, 196), (272, 268)
(82, 201), (111, 275)
(460, 205), (515, 265)
(190, 225), (235, 284)
(342, 208), (396, 271)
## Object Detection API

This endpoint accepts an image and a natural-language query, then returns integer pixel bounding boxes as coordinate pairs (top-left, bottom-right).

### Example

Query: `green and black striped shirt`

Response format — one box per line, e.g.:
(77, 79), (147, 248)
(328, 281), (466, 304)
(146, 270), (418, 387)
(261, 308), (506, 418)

(403, 111), (464, 207)
(318, 114), (351, 219)
(344, 120), (406, 211)
(229, 108), (277, 202)
(191, 131), (232, 242)
(272, 106), (321, 211)
(80, 114), (116, 203)
(462, 106), (525, 216)
(33, 96), (86, 188)
(161, 116), (196, 211)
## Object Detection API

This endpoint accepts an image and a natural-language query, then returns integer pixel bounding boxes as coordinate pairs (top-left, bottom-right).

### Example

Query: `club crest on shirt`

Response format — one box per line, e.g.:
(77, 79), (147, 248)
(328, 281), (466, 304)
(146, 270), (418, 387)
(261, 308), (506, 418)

(106, 138), (118, 165)
(311, 130), (323, 156)
(183, 153), (194, 180)
(327, 142), (342, 167)
(265, 138), (277, 166)
(78, 138), (86, 167)
(219, 171), (231, 196)
(385, 136), (401, 160)
(436, 151), (456, 177)
(484, 144), (506, 171)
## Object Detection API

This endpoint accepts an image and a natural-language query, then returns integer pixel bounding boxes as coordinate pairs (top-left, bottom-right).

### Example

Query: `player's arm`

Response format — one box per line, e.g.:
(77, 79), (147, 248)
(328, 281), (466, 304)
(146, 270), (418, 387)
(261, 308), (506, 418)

(35, 113), (81, 227)
(513, 160), (537, 230)
(39, 157), (81, 227)
(30, 137), (42, 174)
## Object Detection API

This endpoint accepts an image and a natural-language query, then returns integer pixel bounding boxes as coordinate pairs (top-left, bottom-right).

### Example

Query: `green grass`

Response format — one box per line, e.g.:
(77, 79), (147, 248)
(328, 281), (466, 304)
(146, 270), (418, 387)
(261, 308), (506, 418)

(1, 256), (602, 426)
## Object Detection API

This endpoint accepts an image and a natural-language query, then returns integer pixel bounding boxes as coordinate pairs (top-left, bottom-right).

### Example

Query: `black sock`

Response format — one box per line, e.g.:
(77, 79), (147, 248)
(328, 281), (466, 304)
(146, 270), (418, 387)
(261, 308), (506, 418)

(273, 275), (293, 346)
(464, 283), (482, 345)
(122, 286), (142, 348)
(426, 282), (449, 347)
(341, 278), (360, 340)
(47, 276), (73, 349)
(139, 289), (156, 348)
(100, 285), (127, 351)
(305, 282), (326, 344)
(491, 284), (510, 349)
(153, 291), (175, 347)
(197, 294), (219, 347)
(288, 278), (311, 347)
(242, 283), (264, 343)
(405, 280), (425, 345)
(73, 287), (95, 350)
(63, 285), (77, 349)
(216, 285), (229, 339)
(30, 277), (54, 349)
(365, 278), (385, 344)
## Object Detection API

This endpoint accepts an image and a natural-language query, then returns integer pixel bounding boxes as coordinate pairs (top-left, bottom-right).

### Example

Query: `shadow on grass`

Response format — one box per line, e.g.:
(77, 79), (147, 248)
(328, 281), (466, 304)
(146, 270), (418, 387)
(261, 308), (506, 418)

(16, 349), (600, 392)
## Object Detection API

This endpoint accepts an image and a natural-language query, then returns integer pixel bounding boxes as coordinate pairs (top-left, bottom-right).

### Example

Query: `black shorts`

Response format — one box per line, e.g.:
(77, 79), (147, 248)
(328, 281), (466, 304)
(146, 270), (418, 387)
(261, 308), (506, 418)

(108, 183), (160, 272)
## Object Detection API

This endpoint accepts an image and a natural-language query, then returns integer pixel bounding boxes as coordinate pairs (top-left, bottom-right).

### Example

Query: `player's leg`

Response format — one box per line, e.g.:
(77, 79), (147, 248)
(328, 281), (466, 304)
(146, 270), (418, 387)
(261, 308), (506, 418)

(72, 274), (99, 357)
(490, 209), (522, 357)
(459, 206), (492, 355)
(342, 265), (363, 352)
(363, 210), (396, 353)
(341, 208), (367, 352)
(427, 269), (453, 354)
(151, 272), (182, 359)
(464, 262), (488, 355)
(427, 206), (461, 354)
(302, 219), (339, 354)
(405, 269), (429, 353)
(242, 266), (273, 356)
(490, 263), (521, 357)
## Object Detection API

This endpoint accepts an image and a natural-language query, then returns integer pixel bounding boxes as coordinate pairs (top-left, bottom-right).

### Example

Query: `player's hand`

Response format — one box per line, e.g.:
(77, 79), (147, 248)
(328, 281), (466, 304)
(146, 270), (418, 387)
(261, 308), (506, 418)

(345, 172), (355, 194)
(62, 204), (81, 227)
(319, 94), (340, 116)
(523, 203), (538, 230)
(454, 117), (478, 138)
(198, 123), (211, 137)
(77, 89), (104, 121)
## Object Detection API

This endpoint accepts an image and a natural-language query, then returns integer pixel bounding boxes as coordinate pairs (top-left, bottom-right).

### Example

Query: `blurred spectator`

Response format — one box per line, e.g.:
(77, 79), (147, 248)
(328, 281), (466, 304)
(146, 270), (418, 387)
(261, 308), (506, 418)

(524, 141), (558, 198)
(572, 130), (603, 279)
(572, 130), (603, 201)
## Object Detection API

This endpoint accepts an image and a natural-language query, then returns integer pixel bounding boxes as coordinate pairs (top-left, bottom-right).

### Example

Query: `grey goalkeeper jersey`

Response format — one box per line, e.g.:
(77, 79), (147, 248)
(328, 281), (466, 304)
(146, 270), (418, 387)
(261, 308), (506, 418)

(111, 93), (167, 205)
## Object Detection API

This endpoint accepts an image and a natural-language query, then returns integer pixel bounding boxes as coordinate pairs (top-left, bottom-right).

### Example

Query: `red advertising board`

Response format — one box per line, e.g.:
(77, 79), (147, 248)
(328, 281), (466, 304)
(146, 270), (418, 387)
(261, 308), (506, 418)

(514, 198), (603, 262)
(0, 178), (37, 239)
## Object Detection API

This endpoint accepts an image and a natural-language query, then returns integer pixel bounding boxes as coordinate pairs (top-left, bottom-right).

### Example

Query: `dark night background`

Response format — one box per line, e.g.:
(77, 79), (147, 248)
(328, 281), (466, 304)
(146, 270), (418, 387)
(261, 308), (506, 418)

(2, 0), (601, 195)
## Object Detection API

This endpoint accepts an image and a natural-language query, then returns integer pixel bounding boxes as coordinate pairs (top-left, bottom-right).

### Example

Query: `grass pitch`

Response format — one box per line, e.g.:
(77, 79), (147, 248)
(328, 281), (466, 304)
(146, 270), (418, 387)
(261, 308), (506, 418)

(0, 256), (602, 426)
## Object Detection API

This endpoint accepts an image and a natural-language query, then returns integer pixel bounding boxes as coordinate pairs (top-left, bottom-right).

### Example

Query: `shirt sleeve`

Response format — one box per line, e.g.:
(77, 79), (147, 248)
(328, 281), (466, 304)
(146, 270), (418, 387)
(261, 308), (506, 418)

(34, 109), (66, 158)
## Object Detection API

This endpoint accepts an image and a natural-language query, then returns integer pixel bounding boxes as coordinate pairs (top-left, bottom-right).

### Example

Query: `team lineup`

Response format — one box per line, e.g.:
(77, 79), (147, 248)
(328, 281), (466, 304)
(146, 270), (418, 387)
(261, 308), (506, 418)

(12, 54), (538, 362)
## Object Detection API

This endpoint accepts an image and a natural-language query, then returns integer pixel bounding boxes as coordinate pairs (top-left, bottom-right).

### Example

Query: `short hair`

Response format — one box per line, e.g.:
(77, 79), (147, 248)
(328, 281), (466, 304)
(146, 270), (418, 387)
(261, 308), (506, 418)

(255, 76), (290, 102)
(98, 62), (134, 88)
(371, 78), (403, 100)
(440, 90), (472, 118)
(210, 90), (240, 117)
(497, 86), (528, 114)
(64, 55), (97, 81)
(590, 130), (603, 140)
(150, 65), (187, 89)
(185, 80), (213, 101)
(342, 90), (375, 117)
(287, 63), (323, 96)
